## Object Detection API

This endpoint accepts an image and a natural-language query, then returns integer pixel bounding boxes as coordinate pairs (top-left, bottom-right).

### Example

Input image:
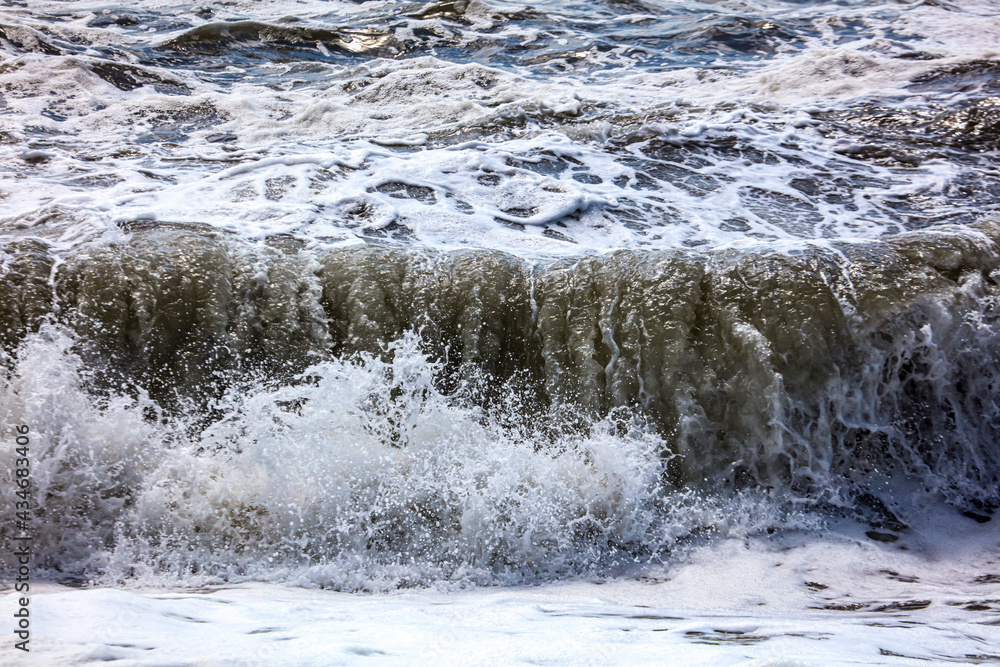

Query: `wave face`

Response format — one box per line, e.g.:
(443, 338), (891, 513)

(2, 0), (1000, 589)
(2, 222), (999, 588)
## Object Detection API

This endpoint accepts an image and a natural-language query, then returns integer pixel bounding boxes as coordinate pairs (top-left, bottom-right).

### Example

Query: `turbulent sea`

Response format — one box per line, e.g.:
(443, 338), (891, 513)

(2, 0), (1000, 664)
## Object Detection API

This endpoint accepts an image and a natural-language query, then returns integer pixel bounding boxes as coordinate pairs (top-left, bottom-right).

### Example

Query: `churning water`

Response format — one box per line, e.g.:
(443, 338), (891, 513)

(2, 0), (1000, 663)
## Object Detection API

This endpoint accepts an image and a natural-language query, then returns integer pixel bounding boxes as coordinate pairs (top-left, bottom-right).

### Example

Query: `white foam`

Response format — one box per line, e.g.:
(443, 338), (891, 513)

(2, 0), (1000, 257)
(3, 503), (998, 665)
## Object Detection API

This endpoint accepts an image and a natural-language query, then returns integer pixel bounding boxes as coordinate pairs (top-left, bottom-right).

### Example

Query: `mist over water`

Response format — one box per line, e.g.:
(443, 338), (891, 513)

(2, 0), (1000, 593)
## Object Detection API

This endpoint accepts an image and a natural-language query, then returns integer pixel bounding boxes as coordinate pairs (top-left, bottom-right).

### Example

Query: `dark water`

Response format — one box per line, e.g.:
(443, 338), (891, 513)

(1, 0), (999, 589)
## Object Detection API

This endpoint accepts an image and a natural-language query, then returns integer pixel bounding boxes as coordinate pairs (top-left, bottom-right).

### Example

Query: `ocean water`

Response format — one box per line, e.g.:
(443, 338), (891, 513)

(1, 0), (1000, 664)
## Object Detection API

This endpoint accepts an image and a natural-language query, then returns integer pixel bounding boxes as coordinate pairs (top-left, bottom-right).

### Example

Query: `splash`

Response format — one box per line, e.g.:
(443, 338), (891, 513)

(2, 221), (999, 588)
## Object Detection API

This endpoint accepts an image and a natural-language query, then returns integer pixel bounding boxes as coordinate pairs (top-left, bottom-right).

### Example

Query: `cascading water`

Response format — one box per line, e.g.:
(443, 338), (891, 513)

(3, 0), (1000, 662)
(2, 220), (998, 590)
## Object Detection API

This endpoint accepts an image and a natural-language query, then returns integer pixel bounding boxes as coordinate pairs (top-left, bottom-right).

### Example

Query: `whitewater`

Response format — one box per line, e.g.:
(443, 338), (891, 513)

(1, 0), (1000, 664)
